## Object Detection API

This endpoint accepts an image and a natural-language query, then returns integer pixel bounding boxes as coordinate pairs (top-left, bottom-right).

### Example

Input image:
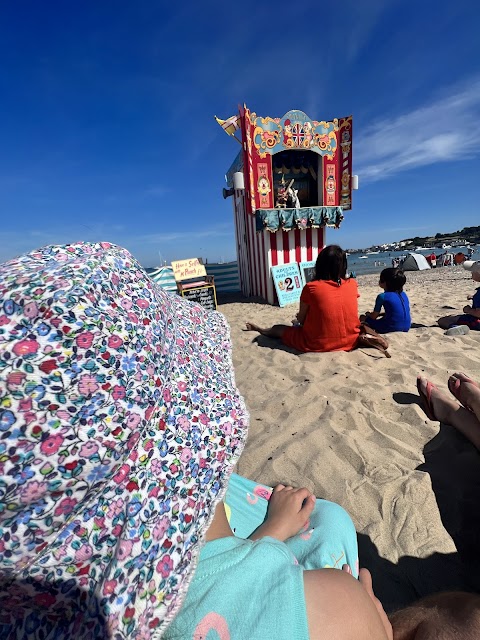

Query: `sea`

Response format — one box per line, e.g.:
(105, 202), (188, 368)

(347, 246), (480, 277)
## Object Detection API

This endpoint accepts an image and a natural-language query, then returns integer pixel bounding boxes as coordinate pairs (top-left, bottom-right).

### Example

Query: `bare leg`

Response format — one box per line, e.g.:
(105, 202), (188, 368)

(245, 322), (290, 339)
(304, 568), (393, 639)
(437, 314), (462, 329)
(417, 377), (480, 450)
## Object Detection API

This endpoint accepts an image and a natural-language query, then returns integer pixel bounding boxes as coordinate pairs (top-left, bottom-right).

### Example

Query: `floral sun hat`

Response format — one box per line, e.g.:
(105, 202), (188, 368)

(463, 260), (480, 275)
(0, 242), (248, 638)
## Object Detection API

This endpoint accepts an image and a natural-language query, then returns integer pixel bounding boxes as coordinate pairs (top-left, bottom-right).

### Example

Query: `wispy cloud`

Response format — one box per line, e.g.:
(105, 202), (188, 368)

(0, 222), (236, 265)
(356, 77), (480, 182)
(135, 223), (233, 245)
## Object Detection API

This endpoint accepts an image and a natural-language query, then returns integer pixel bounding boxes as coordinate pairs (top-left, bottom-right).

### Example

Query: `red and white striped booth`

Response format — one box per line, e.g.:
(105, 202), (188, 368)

(223, 105), (354, 304)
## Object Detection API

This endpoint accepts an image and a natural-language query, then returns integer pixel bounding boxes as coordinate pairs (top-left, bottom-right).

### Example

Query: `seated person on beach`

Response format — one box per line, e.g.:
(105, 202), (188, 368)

(437, 260), (480, 332)
(246, 245), (361, 353)
(3, 243), (478, 639)
(0, 241), (393, 640)
(360, 268), (411, 334)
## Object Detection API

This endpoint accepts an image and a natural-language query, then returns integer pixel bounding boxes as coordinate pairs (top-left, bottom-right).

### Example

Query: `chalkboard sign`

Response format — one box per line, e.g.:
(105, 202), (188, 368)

(299, 260), (316, 287)
(180, 285), (217, 311)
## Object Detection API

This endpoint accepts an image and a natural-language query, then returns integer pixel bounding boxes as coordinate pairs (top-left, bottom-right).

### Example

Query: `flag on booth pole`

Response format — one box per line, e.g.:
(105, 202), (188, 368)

(214, 114), (240, 137)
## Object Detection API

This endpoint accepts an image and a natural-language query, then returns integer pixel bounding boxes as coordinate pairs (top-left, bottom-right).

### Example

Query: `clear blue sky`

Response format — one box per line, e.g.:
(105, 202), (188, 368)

(1, 0), (479, 265)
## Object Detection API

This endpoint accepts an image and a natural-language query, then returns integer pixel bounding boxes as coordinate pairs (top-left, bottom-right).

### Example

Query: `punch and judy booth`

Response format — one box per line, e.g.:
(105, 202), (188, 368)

(218, 106), (355, 304)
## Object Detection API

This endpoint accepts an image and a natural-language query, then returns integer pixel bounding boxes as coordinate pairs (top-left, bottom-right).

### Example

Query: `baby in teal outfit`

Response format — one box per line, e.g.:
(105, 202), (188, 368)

(165, 474), (392, 640)
(4, 242), (476, 640)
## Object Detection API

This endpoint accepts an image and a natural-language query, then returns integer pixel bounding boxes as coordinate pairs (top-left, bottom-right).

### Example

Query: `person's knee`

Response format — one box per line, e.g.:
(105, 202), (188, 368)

(314, 500), (356, 536)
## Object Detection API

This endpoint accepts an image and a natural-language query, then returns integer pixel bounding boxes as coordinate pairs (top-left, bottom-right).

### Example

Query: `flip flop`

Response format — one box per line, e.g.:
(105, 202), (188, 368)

(357, 334), (391, 358)
(416, 377), (438, 421)
(447, 373), (476, 411)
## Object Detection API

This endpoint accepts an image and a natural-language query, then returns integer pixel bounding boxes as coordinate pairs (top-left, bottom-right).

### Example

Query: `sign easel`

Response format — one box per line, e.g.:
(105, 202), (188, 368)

(172, 258), (217, 311)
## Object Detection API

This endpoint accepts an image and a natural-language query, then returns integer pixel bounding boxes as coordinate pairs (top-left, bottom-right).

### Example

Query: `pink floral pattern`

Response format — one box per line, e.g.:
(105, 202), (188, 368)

(0, 242), (248, 638)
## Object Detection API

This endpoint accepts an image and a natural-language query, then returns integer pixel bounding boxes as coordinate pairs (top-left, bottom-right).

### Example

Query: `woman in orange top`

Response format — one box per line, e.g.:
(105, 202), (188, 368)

(246, 245), (361, 353)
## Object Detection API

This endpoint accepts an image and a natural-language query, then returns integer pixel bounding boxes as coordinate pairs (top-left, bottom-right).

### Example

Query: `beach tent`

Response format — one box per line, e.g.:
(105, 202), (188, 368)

(401, 253), (431, 271)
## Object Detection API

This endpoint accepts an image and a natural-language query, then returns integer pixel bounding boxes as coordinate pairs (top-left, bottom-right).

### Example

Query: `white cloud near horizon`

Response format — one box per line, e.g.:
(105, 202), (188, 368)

(0, 222), (235, 264)
(356, 77), (480, 182)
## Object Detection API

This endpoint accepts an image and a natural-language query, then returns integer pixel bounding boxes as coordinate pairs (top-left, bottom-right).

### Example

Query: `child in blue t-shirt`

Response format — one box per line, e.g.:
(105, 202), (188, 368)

(360, 268), (411, 333)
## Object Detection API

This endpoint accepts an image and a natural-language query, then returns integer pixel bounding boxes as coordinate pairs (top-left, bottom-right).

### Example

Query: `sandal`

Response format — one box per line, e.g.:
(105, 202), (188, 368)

(357, 334), (391, 358)
(447, 373), (477, 411)
(416, 376), (438, 421)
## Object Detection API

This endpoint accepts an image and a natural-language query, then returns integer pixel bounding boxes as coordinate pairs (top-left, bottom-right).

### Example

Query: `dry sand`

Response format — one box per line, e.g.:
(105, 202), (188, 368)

(218, 265), (480, 611)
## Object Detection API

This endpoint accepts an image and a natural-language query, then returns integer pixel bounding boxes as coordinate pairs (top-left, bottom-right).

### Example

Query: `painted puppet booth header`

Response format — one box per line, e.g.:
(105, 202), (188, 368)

(217, 106), (354, 304)
(223, 106), (353, 222)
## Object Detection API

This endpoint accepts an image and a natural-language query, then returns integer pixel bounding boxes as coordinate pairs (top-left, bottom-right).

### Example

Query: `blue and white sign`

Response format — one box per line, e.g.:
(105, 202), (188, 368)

(271, 263), (303, 307)
(299, 260), (316, 287)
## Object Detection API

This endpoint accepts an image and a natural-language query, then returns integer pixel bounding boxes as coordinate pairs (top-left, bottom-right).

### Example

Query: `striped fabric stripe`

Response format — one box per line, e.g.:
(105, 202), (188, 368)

(146, 267), (177, 291)
(206, 263), (241, 292)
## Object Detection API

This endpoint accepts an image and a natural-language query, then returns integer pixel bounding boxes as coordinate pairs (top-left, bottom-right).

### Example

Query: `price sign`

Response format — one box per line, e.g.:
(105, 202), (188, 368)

(180, 285), (217, 311)
(271, 264), (303, 307)
(299, 260), (316, 286)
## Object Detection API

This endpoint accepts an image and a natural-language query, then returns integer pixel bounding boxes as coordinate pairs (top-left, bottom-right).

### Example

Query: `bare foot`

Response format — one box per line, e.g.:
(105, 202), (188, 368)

(245, 322), (262, 332)
(249, 484), (315, 542)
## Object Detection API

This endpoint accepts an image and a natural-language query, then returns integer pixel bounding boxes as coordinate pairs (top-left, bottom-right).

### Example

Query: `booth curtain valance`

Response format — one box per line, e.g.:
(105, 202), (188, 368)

(255, 207), (344, 232)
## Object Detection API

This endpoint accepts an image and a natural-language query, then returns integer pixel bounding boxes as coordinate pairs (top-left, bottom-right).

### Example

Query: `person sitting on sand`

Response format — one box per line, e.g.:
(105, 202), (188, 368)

(360, 267), (411, 334)
(246, 245), (362, 353)
(416, 372), (480, 451)
(438, 260), (480, 334)
(0, 241), (394, 640)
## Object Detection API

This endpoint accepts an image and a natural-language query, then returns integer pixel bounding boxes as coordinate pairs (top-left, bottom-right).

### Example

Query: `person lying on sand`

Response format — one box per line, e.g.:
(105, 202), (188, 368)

(417, 372), (480, 451)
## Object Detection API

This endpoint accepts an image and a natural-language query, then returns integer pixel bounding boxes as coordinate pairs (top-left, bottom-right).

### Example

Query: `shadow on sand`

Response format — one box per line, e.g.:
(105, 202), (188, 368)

(362, 397), (480, 613)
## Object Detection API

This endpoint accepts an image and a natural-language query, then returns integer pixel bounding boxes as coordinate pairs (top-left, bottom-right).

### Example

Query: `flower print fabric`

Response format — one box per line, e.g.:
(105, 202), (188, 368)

(0, 242), (249, 639)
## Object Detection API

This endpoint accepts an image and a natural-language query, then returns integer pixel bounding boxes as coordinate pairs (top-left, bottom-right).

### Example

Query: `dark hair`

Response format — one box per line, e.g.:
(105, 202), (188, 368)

(389, 591), (480, 640)
(314, 245), (347, 283)
(379, 267), (406, 292)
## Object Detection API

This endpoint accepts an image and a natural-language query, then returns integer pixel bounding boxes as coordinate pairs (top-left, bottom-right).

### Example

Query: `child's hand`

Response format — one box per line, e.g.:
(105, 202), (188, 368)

(467, 295), (473, 300)
(463, 305), (473, 314)
(249, 484), (315, 542)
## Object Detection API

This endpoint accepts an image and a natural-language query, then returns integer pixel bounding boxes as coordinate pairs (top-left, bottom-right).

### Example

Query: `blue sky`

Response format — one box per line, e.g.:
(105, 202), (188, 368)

(1, 0), (479, 265)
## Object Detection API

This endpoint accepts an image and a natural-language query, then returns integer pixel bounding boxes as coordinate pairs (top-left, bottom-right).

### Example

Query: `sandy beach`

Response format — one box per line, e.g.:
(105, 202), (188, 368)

(218, 265), (480, 612)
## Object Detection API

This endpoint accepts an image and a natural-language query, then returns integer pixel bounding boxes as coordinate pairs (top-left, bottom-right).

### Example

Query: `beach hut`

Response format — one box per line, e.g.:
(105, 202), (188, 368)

(401, 253), (431, 271)
(218, 106), (355, 304)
